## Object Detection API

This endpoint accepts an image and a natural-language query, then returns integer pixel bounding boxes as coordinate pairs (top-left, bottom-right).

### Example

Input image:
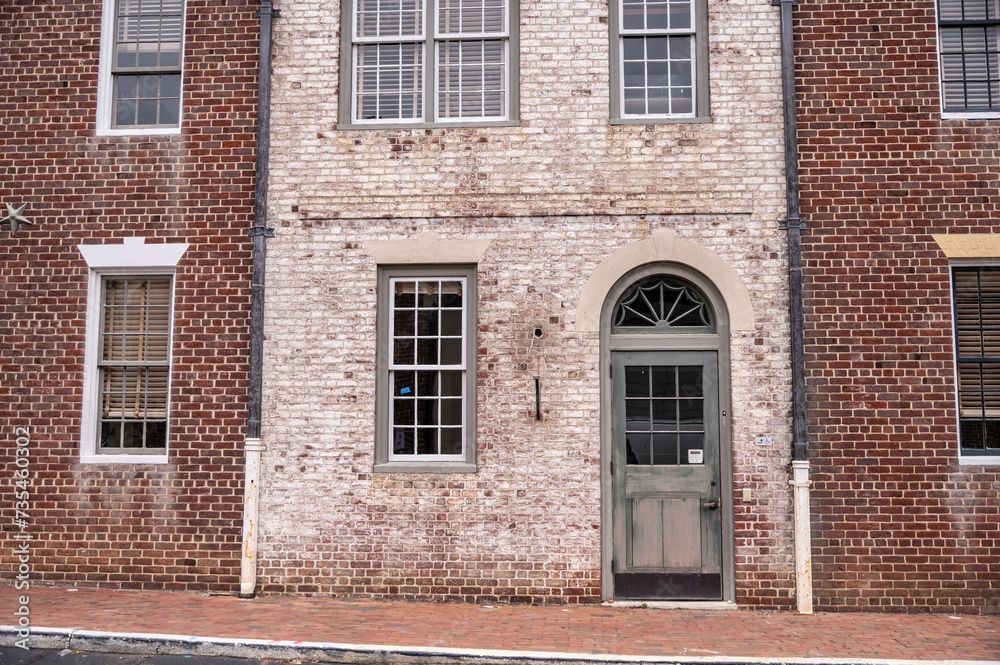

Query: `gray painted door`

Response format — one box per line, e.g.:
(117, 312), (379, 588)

(611, 350), (722, 600)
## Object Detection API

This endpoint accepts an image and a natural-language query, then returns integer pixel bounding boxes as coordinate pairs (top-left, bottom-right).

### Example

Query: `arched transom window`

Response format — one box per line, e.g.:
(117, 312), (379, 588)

(612, 275), (715, 333)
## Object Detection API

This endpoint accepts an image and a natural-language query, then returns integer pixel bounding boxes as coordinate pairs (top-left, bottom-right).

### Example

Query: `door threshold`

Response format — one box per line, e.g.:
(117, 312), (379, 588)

(602, 600), (737, 610)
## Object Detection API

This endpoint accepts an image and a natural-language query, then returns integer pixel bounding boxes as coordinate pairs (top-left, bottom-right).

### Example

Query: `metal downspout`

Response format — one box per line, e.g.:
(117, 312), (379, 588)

(240, 0), (278, 599)
(773, 0), (812, 613)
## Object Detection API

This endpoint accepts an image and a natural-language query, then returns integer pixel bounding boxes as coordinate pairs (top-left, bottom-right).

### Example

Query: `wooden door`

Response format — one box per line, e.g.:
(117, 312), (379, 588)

(611, 350), (722, 600)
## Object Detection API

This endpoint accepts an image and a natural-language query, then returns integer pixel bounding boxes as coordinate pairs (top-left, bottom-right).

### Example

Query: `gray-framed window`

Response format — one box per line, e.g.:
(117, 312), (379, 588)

(610, 0), (709, 123)
(97, 276), (173, 453)
(109, 0), (185, 129)
(953, 266), (1000, 458)
(339, 0), (518, 128)
(375, 265), (477, 472)
(938, 0), (1000, 114)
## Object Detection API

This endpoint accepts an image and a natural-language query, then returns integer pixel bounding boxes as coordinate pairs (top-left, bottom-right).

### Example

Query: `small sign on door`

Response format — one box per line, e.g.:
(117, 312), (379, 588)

(688, 449), (704, 464)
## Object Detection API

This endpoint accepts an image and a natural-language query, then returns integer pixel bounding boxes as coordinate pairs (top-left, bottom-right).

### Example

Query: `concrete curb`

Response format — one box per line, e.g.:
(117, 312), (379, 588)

(1, 627), (998, 665)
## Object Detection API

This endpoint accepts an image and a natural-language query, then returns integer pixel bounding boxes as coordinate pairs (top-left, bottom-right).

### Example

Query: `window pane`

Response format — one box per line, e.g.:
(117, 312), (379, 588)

(440, 427), (463, 455)
(626, 433), (651, 464)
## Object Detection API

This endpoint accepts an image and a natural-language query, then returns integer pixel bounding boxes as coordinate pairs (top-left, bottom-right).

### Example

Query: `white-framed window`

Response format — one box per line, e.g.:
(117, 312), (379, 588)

(610, 0), (710, 123)
(97, 0), (186, 135)
(951, 265), (1000, 464)
(339, 0), (518, 128)
(374, 265), (477, 472)
(938, 0), (1000, 116)
(79, 238), (188, 463)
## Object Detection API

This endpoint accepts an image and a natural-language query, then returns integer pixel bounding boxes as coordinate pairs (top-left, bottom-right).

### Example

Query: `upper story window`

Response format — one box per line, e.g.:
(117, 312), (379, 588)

(938, 0), (1000, 115)
(339, 0), (519, 128)
(98, 0), (186, 135)
(610, 0), (710, 123)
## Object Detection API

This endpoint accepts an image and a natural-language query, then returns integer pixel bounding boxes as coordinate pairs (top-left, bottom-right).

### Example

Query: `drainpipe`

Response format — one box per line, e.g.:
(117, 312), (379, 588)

(773, 0), (812, 613)
(240, 0), (279, 599)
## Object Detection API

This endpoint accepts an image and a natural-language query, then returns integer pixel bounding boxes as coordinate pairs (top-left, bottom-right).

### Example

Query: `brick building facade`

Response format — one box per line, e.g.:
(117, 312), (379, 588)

(796, 1), (1000, 612)
(0, 1), (259, 591)
(257, 0), (799, 606)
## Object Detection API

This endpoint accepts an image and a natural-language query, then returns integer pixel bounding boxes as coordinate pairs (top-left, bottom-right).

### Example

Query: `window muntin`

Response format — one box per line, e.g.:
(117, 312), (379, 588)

(389, 277), (467, 459)
(111, 0), (185, 129)
(938, 0), (1000, 113)
(347, 0), (512, 125)
(97, 277), (172, 452)
(613, 0), (703, 121)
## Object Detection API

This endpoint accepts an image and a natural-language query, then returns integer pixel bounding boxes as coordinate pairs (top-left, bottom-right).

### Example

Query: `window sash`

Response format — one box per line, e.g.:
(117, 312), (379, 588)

(953, 266), (1000, 454)
(388, 277), (467, 460)
(97, 277), (172, 451)
(613, 0), (701, 120)
(350, 0), (510, 124)
(111, 0), (184, 129)
(938, 0), (1000, 112)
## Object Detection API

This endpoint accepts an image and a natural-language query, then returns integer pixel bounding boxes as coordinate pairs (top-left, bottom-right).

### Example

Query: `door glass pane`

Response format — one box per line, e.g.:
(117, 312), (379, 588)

(625, 366), (650, 397)
(652, 431), (678, 465)
(626, 432), (651, 464)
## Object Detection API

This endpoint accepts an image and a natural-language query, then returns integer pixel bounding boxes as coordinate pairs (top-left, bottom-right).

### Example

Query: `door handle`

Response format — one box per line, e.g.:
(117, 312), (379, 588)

(702, 500), (720, 510)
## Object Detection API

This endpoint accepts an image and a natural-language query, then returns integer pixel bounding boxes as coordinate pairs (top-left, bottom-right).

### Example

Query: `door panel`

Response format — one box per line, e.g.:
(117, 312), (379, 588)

(612, 350), (722, 600)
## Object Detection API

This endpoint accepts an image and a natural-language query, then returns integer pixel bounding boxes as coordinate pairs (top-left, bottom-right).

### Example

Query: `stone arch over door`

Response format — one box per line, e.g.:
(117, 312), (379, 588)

(582, 234), (747, 603)
(575, 229), (755, 333)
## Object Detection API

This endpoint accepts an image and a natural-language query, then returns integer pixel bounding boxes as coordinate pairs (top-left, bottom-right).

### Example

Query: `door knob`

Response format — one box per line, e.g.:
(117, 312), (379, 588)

(703, 500), (720, 510)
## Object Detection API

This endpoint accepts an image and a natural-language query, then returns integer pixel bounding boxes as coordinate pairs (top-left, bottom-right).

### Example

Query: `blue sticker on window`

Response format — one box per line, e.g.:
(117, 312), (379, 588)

(400, 387), (411, 394)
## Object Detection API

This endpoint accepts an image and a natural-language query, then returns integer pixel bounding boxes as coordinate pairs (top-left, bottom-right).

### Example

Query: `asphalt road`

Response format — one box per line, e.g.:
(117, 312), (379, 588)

(0, 648), (291, 665)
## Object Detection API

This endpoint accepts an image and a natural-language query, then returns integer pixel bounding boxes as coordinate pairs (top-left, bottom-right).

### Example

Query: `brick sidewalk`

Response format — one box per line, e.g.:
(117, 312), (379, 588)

(3, 584), (999, 663)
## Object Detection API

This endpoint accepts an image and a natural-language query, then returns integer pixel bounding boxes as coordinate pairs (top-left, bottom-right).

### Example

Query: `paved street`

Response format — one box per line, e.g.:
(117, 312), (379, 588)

(2, 584), (999, 664)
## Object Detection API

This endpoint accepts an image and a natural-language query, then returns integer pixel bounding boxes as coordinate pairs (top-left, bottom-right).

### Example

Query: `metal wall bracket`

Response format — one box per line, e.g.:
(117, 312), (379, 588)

(779, 215), (806, 230)
(248, 226), (276, 238)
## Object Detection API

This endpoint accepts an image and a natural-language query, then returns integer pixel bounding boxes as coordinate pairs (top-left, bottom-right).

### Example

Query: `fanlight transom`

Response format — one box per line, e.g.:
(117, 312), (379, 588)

(613, 276), (714, 331)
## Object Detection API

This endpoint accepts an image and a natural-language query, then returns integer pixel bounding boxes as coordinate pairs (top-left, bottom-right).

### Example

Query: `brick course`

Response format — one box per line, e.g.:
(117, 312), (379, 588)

(795, 1), (1000, 613)
(0, 1), (258, 592)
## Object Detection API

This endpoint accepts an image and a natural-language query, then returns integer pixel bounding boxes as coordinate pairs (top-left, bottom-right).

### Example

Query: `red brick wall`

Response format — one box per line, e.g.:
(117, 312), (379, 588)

(795, 2), (1000, 613)
(0, 1), (257, 592)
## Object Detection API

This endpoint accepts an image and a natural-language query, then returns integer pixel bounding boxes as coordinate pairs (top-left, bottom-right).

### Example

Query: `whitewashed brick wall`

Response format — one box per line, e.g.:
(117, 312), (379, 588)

(260, 0), (797, 606)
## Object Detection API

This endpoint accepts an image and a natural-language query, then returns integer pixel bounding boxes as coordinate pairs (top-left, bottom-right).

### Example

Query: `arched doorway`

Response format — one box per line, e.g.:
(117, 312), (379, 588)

(601, 264), (735, 602)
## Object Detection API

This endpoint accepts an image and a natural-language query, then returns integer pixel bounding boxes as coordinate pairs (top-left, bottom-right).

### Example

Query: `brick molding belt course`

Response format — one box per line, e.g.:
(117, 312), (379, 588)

(0, 627), (997, 665)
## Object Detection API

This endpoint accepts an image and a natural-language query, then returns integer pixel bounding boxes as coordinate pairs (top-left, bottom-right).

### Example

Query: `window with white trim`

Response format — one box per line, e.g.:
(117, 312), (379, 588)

(340, 0), (518, 127)
(610, 0), (709, 122)
(953, 266), (1000, 458)
(99, 0), (186, 133)
(79, 238), (187, 463)
(375, 265), (477, 472)
(938, 0), (1000, 114)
